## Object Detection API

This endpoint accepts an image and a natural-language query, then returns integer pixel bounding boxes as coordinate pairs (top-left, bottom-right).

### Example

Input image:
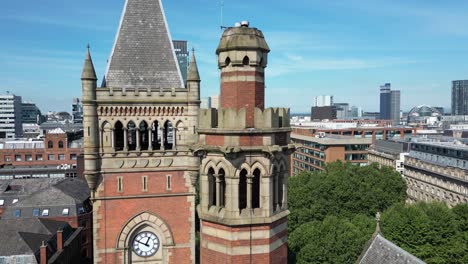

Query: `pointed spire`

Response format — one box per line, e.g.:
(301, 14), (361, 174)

(187, 48), (200, 82)
(81, 44), (97, 80)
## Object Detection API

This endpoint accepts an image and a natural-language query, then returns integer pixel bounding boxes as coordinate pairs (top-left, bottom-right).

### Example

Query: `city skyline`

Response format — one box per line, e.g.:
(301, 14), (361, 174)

(2, 0), (468, 113)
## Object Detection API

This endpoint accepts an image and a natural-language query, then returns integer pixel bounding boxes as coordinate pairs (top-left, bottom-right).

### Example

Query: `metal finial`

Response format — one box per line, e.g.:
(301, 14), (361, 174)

(87, 43), (90, 50)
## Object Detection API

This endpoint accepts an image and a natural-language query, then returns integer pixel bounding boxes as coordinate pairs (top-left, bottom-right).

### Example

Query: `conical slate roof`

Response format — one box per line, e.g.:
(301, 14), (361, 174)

(81, 46), (97, 80)
(104, 0), (183, 89)
(187, 49), (200, 82)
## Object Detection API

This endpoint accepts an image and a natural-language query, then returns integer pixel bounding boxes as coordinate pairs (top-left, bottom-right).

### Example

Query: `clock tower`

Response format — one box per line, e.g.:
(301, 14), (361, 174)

(82, 0), (199, 263)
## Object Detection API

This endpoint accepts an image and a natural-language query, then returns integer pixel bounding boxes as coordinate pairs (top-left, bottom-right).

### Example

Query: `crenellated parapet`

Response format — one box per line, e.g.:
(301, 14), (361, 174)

(95, 86), (199, 103)
(199, 107), (290, 130)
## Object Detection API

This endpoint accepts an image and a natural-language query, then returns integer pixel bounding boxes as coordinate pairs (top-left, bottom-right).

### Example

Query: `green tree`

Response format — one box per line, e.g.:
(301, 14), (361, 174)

(289, 214), (375, 264)
(288, 161), (407, 232)
(381, 202), (467, 264)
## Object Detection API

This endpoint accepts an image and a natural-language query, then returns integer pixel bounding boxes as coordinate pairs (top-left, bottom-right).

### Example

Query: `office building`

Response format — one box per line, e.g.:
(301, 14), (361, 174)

(173, 40), (189, 85)
(71, 98), (83, 124)
(0, 94), (22, 138)
(404, 138), (468, 206)
(380, 83), (401, 124)
(351, 106), (363, 118)
(368, 139), (410, 175)
(291, 128), (372, 174)
(311, 106), (337, 120)
(0, 128), (83, 179)
(21, 102), (42, 124)
(334, 103), (350, 119)
(314, 95), (333, 107)
(452, 80), (468, 115)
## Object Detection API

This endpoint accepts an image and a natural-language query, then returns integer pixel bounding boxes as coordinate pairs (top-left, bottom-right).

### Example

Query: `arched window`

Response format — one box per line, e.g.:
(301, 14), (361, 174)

(239, 169), (247, 210)
(225, 57), (231, 67)
(139, 121), (149, 151)
(208, 168), (216, 207)
(47, 141), (53, 149)
(151, 121), (160, 150)
(127, 121), (137, 151)
(114, 121), (124, 151)
(58, 141), (64, 149)
(164, 121), (173, 150)
(219, 168), (226, 208)
(252, 168), (261, 209)
(242, 56), (250, 66)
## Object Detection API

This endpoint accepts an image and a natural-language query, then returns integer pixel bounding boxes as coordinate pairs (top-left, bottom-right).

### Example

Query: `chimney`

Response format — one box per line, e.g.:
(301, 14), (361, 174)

(57, 229), (63, 252)
(40, 241), (47, 264)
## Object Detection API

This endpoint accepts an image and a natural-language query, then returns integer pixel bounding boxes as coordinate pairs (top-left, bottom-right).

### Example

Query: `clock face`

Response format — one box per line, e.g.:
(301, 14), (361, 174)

(132, 231), (160, 257)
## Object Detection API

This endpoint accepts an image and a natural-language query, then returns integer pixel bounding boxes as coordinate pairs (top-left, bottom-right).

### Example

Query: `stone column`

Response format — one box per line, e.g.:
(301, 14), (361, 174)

(274, 172), (279, 211)
(148, 128), (153, 151)
(200, 174), (209, 210)
(215, 174), (221, 207)
(160, 126), (165, 150)
(136, 128), (141, 151)
(123, 128), (128, 152)
(247, 174), (253, 209)
(173, 128), (177, 150)
(281, 172), (288, 209)
(111, 128), (115, 152)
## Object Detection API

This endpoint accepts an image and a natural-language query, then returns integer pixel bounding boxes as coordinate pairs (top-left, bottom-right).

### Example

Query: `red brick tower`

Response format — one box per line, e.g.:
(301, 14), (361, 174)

(82, 0), (200, 263)
(196, 22), (295, 264)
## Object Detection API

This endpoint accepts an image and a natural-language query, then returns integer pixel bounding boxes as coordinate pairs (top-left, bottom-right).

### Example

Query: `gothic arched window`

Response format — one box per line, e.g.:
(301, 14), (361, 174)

(127, 121), (137, 151)
(139, 121), (149, 151)
(58, 141), (64, 149)
(239, 169), (247, 210)
(114, 121), (124, 151)
(219, 168), (226, 208)
(252, 169), (261, 209)
(208, 168), (216, 207)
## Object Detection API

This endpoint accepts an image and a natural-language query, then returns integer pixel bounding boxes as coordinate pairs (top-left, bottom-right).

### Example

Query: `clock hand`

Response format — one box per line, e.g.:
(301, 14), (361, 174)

(137, 240), (148, 247)
(145, 237), (150, 246)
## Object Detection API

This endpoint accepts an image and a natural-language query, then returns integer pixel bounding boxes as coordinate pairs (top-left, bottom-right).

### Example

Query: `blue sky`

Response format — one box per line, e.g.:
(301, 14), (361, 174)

(1, 0), (468, 113)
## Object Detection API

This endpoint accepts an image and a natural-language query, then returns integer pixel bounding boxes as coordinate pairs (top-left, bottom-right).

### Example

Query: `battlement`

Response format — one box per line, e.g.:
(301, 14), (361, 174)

(95, 86), (199, 102)
(199, 107), (290, 130)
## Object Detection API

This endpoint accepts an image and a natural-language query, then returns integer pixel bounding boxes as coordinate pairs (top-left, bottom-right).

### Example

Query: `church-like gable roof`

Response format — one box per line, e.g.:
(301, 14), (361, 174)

(104, 0), (184, 89)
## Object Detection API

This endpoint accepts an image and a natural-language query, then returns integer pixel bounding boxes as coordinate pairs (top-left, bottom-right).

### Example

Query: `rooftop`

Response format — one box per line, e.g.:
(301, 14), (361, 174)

(291, 133), (372, 145)
(358, 234), (425, 264)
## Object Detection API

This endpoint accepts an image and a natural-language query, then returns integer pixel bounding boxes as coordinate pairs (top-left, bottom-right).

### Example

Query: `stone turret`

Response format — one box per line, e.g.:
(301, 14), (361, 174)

(81, 46), (99, 191)
(217, 22), (270, 127)
(197, 22), (293, 264)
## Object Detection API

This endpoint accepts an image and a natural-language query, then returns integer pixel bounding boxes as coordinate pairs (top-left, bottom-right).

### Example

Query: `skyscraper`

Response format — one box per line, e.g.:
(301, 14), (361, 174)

(452, 80), (468, 115)
(0, 94), (22, 138)
(314, 95), (333, 107)
(173, 40), (189, 85)
(380, 83), (401, 124)
(380, 83), (391, 120)
(390, 90), (401, 124)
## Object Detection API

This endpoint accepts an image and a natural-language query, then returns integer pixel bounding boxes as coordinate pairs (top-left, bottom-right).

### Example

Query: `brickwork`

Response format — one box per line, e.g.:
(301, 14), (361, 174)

(221, 81), (264, 127)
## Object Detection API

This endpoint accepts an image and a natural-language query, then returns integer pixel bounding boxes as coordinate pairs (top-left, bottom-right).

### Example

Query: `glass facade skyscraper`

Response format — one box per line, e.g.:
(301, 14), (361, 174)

(452, 80), (468, 115)
(380, 83), (400, 124)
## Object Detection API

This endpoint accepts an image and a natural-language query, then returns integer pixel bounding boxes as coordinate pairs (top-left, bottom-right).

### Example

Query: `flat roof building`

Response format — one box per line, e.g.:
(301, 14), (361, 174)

(291, 127), (372, 175)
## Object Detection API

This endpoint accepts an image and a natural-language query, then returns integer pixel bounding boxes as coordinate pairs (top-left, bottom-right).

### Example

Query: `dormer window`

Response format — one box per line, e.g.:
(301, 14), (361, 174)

(12, 199), (18, 204)
(62, 208), (70, 216)
(0, 199), (4, 206)
(33, 208), (40, 216)
(42, 209), (49, 216)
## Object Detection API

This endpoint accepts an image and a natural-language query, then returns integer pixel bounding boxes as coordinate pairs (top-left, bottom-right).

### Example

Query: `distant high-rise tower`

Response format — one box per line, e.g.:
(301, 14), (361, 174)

(314, 95), (333, 107)
(380, 83), (400, 124)
(380, 83), (391, 120)
(390, 90), (401, 124)
(173, 40), (189, 85)
(452, 80), (468, 115)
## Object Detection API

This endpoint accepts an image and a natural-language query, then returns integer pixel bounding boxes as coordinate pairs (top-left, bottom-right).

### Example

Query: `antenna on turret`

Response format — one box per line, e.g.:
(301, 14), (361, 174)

(220, 0), (227, 31)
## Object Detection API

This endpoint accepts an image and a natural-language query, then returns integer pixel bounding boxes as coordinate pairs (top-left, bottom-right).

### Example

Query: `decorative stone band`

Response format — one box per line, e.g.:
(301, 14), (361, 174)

(200, 218), (288, 256)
